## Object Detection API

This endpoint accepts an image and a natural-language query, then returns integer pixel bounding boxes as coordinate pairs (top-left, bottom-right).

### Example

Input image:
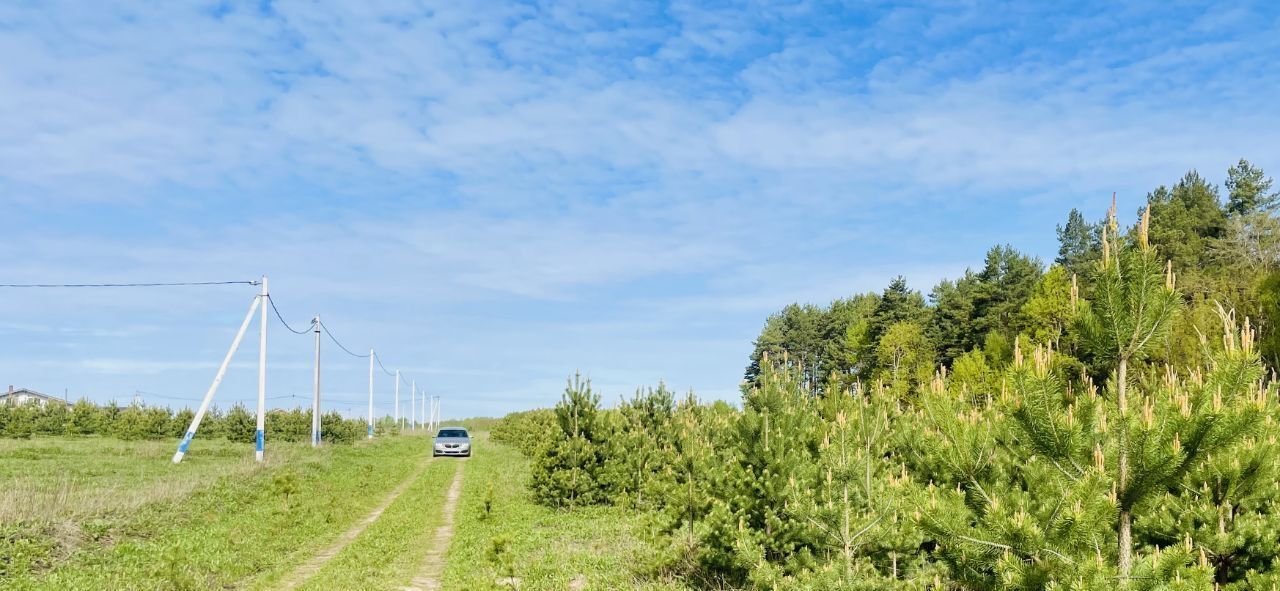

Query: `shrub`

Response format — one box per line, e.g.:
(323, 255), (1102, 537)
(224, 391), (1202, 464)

(321, 411), (361, 445)
(110, 405), (148, 441)
(530, 374), (609, 508)
(68, 399), (104, 435)
(33, 403), (69, 436)
(2, 403), (36, 438)
(223, 404), (256, 443)
(491, 408), (556, 456)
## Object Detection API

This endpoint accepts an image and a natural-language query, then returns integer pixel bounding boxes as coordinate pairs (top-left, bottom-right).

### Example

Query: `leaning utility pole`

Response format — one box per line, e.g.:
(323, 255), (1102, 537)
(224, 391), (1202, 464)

(173, 294), (262, 464)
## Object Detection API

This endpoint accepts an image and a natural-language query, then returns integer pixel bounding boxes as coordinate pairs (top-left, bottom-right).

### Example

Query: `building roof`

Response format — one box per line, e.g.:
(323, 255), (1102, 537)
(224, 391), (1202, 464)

(1, 387), (70, 405)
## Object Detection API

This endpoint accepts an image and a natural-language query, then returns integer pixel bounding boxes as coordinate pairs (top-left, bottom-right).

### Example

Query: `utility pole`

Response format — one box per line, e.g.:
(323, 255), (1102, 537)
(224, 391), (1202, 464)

(256, 275), (267, 462)
(312, 315), (321, 447)
(410, 380), (416, 431)
(394, 369), (400, 432)
(432, 396), (441, 432)
(367, 348), (374, 439)
(173, 294), (262, 464)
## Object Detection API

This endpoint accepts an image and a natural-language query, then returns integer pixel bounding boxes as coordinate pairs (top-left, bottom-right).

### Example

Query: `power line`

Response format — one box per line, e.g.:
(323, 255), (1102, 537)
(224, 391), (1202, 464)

(317, 319), (370, 359)
(266, 294), (314, 335)
(0, 280), (259, 288)
(373, 351), (397, 377)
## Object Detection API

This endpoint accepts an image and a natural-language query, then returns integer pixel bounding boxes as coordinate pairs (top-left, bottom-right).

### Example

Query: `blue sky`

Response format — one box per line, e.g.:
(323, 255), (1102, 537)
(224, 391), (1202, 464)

(2, 1), (1278, 419)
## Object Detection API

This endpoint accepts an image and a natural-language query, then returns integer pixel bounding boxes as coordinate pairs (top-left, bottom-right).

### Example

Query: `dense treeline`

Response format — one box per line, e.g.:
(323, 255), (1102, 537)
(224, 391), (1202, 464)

(494, 161), (1280, 590)
(747, 161), (1280, 396)
(0, 399), (387, 445)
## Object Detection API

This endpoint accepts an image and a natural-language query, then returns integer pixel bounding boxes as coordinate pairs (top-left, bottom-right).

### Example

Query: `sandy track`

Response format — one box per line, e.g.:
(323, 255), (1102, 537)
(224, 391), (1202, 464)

(402, 459), (467, 591)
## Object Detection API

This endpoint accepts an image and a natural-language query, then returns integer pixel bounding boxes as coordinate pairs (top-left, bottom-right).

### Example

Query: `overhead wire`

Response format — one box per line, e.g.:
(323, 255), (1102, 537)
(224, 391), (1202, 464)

(0, 280), (259, 288)
(317, 318), (371, 358)
(266, 294), (314, 335)
(6, 279), (423, 413)
(373, 351), (397, 377)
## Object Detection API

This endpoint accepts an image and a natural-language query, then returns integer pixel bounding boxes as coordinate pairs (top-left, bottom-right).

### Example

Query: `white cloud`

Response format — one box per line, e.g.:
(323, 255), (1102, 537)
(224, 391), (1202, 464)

(2, 1), (1279, 415)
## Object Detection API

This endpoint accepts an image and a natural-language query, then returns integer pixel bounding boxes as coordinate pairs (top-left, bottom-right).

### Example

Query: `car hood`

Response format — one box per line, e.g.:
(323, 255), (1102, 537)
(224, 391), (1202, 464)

(434, 437), (471, 444)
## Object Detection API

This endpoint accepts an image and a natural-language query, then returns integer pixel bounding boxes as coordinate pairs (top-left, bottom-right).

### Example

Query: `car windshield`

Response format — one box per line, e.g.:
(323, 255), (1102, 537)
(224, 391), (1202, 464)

(437, 429), (468, 438)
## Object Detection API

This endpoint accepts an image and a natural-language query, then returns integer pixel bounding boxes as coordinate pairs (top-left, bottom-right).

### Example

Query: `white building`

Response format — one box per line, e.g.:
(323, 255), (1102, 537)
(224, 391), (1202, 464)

(0, 386), (71, 407)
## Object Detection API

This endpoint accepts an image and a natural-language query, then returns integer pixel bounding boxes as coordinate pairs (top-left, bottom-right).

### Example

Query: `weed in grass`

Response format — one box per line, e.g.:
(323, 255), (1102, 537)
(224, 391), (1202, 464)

(481, 483), (495, 521)
(271, 468), (300, 509)
(486, 536), (518, 588)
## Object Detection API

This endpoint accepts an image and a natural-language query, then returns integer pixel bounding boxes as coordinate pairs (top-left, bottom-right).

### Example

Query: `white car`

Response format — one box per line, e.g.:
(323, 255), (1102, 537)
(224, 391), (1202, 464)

(432, 427), (471, 457)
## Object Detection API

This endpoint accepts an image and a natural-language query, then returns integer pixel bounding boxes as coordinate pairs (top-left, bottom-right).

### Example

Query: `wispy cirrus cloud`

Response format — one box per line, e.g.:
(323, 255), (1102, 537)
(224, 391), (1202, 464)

(1, 0), (1278, 416)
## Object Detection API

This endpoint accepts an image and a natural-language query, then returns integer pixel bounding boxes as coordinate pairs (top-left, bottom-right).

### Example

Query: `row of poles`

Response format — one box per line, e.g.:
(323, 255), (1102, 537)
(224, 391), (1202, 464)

(172, 276), (440, 464)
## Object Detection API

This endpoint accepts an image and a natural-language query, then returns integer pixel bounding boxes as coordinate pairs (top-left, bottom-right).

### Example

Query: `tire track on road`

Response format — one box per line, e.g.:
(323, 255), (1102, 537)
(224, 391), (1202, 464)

(402, 459), (466, 591)
(275, 457), (432, 591)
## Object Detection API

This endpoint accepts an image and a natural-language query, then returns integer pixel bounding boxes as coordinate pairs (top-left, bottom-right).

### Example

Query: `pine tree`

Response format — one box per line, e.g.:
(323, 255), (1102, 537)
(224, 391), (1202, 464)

(531, 373), (609, 508)
(1058, 208), (1100, 272)
(869, 277), (930, 351)
(68, 398), (103, 435)
(1145, 172), (1227, 274)
(654, 391), (721, 575)
(1078, 203), (1181, 582)
(917, 202), (1270, 588)
(603, 384), (676, 508)
(701, 356), (822, 584)
(971, 244), (1043, 339)
(2, 402), (37, 438)
(1139, 418), (1280, 588)
(34, 401), (69, 435)
(1225, 159), (1278, 217)
(929, 273), (980, 367)
(224, 403), (256, 443)
(785, 384), (924, 589)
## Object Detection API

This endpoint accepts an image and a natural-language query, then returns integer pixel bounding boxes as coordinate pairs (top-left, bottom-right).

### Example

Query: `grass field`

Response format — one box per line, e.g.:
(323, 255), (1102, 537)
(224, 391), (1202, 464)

(0, 433), (689, 591)
(442, 437), (693, 591)
(1, 435), (430, 590)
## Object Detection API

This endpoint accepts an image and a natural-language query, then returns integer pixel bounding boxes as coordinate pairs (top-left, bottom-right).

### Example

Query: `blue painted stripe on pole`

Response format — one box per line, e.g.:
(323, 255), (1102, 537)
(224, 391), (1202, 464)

(255, 429), (264, 451)
(178, 431), (195, 453)
(367, 425), (373, 436)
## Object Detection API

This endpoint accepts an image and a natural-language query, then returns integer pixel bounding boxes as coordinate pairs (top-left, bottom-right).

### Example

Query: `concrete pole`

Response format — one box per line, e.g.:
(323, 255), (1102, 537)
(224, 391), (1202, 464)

(312, 315), (321, 447)
(173, 295), (262, 464)
(256, 276), (268, 462)
(367, 349), (375, 439)
(411, 380), (416, 431)
(394, 370), (400, 432)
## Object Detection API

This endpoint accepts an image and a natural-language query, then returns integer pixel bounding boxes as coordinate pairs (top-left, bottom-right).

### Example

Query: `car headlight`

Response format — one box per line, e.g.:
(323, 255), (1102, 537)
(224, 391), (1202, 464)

(434, 443), (444, 449)
(460, 443), (471, 449)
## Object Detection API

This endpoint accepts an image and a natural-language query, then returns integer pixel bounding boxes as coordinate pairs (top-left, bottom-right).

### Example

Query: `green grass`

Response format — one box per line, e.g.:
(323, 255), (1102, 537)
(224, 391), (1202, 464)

(0, 434), (700, 591)
(0, 437), (274, 525)
(1, 434), (434, 590)
(441, 438), (693, 591)
(290, 457), (461, 591)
